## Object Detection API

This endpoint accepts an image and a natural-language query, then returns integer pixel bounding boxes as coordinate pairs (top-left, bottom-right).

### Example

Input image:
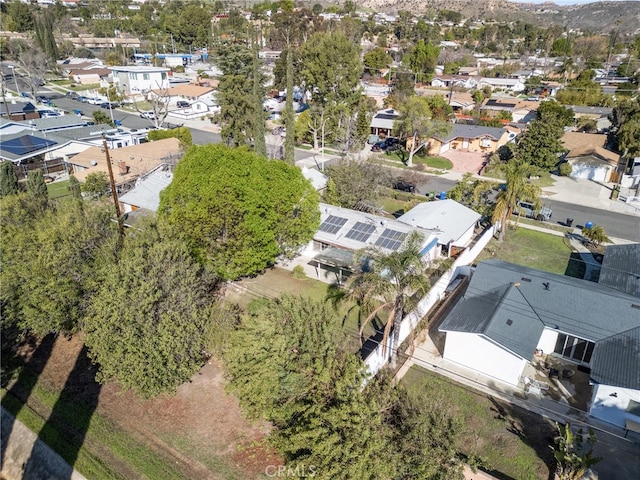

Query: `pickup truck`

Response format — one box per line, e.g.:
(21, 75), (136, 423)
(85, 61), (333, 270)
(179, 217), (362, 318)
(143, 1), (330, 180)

(513, 200), (553, 221)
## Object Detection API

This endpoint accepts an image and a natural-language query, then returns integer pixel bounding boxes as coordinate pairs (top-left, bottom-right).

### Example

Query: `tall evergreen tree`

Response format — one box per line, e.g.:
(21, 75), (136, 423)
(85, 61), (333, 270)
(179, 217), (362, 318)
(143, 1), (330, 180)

(68, 174), (82, 200)
(252, 33), (267, 158)
(0, 161), (19, 197)
(284, 48), (296, 165)
(26, 168), (48, 208)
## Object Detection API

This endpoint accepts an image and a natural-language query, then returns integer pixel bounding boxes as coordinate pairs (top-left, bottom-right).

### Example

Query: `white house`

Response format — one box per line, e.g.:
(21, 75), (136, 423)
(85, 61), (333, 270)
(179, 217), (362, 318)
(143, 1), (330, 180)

(397, 199), (481, 257)
(301, 203), (440, 282)
(438, 260), (640, 430)
(370, 108), (400, 137)
(477, 77), (525, 93)
(110, 66), (170, 95)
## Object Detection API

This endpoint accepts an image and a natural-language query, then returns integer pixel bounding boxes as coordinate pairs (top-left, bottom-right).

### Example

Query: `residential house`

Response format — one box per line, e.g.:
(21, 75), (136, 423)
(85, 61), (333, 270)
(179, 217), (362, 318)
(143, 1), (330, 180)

(430, 76), (477, 90)
(397, 199), (482, 257)
(0, 102), (39, 121)
(62, 35), (141, 51)
(152, 84), (217, 111)
(561, 132), (621, 183)
(110, 66), (170, 96)
(427, 124), (512, 156)
(69, 67), (112, 85)
(480, 98), (538, 123)
(301, 203), (440, 283)
(477, 77), (526, 93)
(118, 167), (174, 213)
(370, 108), (400, 138)
(66, 137), (183, 187)
(0, 131), (79, 178)
(458, 66), (479, 76)
(598, 244), (640, 298)
(567, 106), (613, 132)
(437, 259), (640, 429)
(447, 92), (476, 113)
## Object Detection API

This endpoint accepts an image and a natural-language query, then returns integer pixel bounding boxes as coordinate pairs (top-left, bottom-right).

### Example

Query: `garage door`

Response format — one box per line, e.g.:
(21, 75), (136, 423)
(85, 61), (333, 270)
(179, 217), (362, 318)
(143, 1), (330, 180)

(440, 142), (450, 153)
(570, 163), (607, 182)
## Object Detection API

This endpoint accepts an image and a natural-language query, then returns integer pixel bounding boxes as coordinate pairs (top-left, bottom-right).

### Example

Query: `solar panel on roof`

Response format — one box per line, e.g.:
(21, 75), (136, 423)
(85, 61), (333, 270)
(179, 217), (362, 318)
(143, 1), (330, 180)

(345, 221), (376, 242)
(319, 215), (348, 234)
(375, 229), (406, 251)
(0, 135), (57, 156)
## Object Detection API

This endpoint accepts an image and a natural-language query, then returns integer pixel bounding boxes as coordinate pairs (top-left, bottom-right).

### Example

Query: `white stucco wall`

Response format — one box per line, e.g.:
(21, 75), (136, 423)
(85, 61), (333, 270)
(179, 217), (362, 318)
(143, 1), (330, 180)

(536, 328), (559, 355)
(443, 332), (526, 386)
(590, 384), (640, 428)
(454, 225), (475, 248)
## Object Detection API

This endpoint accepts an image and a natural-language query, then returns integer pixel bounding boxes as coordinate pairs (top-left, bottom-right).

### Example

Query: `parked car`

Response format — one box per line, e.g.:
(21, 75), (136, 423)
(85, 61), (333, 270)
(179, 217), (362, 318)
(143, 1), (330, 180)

(393, 179), (416, 193)
(176, 100), (190, 108)
(36, 95), (50, 104)
(77, 96), (89, 103)
(87, 97), (103, 105)
(513, 200), (553, 221)
(140, 110), (156, 120)
(371, 137), (400, 152)
(99, 101), (119, 109)
(38, 109), (61, 118)
(65, 92), (78, 99)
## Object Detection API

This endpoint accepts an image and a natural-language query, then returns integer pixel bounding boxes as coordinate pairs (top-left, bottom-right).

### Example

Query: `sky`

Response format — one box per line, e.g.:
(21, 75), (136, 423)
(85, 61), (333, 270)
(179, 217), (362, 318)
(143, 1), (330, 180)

(510, 0), (639, 4)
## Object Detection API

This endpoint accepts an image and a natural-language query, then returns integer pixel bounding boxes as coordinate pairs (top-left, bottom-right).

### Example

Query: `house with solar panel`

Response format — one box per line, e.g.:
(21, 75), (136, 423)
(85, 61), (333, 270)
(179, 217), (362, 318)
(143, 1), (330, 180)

(370, 108), (400, 139)
(302, 203), (440, 283)
(0, 132), (88, 179)
(435, 259), (640, 431)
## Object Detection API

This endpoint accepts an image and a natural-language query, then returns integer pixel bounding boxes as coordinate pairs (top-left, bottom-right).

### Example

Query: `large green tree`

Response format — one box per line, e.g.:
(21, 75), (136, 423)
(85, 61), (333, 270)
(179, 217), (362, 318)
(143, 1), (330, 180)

(516, 119), (566, 171)
(407, 39), (440, 82)
(158, 145), (319, 279)
(364, 47), (392, 74)
(0, 196), (118, 335)
(225, 296), (394, 479)
(216, 44), (265, 147)
(84, 224), (219, 398)
(299, 31), (363, 111)
(323, 159), (394, 210)
(394, 95), (451, 167)
(26, 168), (48, 209)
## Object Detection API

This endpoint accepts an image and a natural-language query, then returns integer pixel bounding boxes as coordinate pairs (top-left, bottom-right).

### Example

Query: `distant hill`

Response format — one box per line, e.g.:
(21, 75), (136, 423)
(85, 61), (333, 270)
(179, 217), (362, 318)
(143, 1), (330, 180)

(357, 0), (640, 35)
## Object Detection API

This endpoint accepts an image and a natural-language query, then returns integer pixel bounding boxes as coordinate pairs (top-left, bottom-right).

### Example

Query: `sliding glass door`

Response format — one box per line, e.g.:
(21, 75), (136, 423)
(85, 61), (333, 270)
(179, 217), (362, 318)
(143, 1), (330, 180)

(553, 333), (595, 365)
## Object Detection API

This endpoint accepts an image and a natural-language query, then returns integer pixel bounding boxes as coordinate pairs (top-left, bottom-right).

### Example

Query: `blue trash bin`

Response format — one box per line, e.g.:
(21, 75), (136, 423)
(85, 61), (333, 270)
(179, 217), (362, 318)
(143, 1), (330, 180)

(585, 221), (593, 229)
(438, 191), (446, 200)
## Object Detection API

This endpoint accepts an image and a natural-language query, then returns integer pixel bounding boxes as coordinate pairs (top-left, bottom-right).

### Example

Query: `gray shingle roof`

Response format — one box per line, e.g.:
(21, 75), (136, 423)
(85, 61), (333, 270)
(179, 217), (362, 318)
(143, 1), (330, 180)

(440, 283), (545, 358)
(439, 260), (640, 388)
(590, 326), (640, 390)
(598, 243), (640, 298)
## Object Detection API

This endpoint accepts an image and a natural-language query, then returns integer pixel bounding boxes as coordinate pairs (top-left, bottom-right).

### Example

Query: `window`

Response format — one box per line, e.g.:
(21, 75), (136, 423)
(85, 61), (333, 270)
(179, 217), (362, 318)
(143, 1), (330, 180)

(553, 333), (595, 365)
(129, 72), (137, 80)
(161, 73), (167, 80)
(143, 73), (150, 80)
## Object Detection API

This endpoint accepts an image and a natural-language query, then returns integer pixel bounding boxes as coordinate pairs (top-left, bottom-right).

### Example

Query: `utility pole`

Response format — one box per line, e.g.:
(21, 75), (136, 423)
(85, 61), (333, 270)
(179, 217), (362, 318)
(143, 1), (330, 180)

(102, 135), (124, 239)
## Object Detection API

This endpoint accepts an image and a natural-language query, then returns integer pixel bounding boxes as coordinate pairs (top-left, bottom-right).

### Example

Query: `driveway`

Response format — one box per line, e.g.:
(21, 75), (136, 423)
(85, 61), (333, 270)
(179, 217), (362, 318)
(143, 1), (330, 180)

(441, 150), (488, 174)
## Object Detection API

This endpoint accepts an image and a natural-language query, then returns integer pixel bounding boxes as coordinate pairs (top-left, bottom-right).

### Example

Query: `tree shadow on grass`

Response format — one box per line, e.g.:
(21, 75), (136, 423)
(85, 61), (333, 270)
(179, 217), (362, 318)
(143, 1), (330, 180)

(487, 395), (557, 480)
(23, 343), (101, 478)
(1, 332), (56, 469)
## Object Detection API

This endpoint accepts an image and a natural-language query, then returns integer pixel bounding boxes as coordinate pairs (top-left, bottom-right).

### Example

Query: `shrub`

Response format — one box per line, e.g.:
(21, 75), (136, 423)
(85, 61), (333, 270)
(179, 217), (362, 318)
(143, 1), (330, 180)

(558, 162), (572, 177)
(292, 265), (306, 279)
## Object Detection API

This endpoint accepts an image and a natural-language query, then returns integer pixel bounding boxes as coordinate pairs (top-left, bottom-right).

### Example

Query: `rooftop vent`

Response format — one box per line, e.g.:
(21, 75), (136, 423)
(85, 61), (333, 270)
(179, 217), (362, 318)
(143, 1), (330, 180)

(632, 304), (640, 310)
(521, 277), (531, 282)
(543, 282), (550, 291)
(506, 319), (513, 326)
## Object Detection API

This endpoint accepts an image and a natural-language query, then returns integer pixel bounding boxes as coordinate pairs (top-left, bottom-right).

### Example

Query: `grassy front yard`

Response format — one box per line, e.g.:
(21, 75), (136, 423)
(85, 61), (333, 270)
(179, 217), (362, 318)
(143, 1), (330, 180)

(402, 366), (554, 480)
(475, 226), (577, 276)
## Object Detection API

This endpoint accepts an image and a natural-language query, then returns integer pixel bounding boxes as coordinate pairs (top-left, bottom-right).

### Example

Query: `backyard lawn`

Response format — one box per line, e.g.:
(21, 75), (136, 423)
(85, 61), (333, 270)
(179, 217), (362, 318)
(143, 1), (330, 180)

(475, 226), (580, 276)
(402, 366), (554, 480)
(47, 180), (71, 200)
(225, 267), (383, 349)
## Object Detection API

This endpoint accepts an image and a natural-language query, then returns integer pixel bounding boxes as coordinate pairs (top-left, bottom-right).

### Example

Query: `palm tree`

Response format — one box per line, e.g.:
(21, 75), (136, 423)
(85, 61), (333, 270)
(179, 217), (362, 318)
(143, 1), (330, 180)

(475, 159), (542, 241)
(348, 231), (432, 369)
(581, 225), (610, 247)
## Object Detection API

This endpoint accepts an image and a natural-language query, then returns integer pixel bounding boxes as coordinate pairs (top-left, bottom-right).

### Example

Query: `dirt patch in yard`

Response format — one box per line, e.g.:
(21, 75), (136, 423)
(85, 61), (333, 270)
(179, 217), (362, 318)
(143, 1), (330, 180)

(3, 334), (279, 479)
